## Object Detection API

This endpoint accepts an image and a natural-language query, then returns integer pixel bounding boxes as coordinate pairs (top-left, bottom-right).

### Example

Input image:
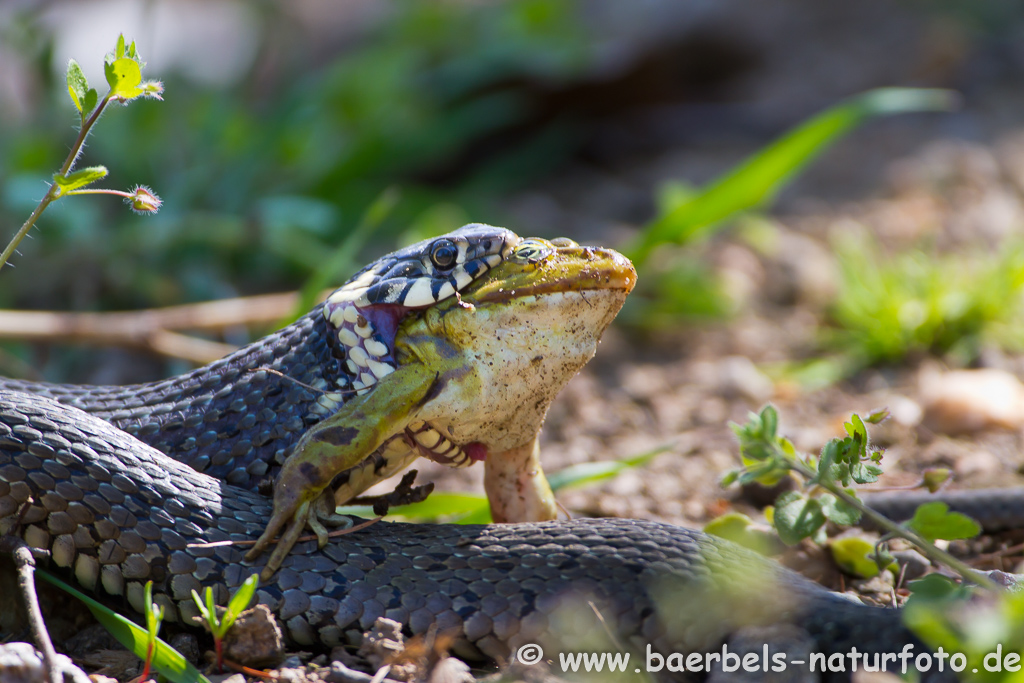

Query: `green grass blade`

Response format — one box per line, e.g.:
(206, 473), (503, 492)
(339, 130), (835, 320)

(628, 88), (957, 265)
(337, 492), (491, 523)
(278, 186), (400, 327)
(338, 448), (672, 523)
(546, 444), (671, 491)
(37, 570), (211, 683)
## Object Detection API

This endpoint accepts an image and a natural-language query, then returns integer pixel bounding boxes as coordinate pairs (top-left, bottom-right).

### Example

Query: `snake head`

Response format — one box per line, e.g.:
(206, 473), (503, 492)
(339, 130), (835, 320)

(320, 225), (519, 396)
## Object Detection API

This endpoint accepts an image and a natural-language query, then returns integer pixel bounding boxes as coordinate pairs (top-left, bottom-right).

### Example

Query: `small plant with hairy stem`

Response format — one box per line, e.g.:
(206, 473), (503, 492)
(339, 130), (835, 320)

(0, 33), (163, 270)
(719, 405), (996, 590)
(191, 573), (259, 672)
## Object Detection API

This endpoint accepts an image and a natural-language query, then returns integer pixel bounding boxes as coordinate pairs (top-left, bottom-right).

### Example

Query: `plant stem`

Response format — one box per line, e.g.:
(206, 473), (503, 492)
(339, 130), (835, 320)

(0, 94), (112, 270)
(0, 192), (57, 270)
(786, 456), (1000, 591)
(67, 189), (132, 198)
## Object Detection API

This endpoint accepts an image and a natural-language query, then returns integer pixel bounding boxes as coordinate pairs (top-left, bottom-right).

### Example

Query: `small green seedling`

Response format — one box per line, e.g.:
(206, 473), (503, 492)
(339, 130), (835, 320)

(140, 580), (165, 682)
(190, 573), (259, 671)
(1, 33), (163, 270)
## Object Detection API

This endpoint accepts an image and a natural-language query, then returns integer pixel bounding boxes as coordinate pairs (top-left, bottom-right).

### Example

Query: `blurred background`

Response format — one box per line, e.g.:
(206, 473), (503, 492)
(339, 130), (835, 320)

(2, 0), (1024, 392)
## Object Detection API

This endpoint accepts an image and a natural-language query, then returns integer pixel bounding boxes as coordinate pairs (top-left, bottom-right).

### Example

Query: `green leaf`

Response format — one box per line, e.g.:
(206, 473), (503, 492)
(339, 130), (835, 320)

(66, 59), (88, 114)
(38, 571), (210, 683)
(922, 468), (952, 493)
(205, 587), (220, 636)
(761, 404), (778, 440)
(223, 574), (259, 631)
(720, 470), (740, 487)
(105, 57), (144, 100)
(704, 512), (781, 556)
(820, 491), (863, 526)
(83, 88), (98, 115)
(850, 460), (882, 485)
(627, 88), (957, 265)
(338, 492), (491, 523)
(865, 408), (890, 425)
(116, 34), (125, 59)
(829, 536), (890, 578)
(905, 501), (981, 542)
(52, 166), (108, 195)
(905, 573), (969, 602)
(773, 490), (826, 545)
(546, 445), (668, 491)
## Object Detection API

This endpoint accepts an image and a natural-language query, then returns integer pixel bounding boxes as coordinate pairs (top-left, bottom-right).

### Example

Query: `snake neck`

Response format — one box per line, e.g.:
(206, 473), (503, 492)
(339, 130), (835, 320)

(0, 309), (347, 488)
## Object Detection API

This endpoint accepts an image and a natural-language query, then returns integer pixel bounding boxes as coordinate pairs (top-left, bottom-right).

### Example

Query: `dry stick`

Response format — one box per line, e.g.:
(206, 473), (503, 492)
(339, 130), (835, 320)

(0, 534), (61, 683)
(186, 516), (384, 550)
(0, 288), (334, 364)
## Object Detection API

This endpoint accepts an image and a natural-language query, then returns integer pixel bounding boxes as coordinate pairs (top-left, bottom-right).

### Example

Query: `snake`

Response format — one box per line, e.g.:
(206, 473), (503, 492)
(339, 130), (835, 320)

(0, 224), (986, 679)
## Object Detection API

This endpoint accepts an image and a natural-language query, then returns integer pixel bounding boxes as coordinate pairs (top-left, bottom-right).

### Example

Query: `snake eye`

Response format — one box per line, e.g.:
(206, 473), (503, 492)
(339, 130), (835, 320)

(429, 239), (458, 270)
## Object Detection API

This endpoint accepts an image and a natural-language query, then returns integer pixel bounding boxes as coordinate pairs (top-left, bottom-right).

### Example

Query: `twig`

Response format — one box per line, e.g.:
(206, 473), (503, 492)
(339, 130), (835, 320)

(0, 534), (60, 683)
(0, 288), (333, 364)
(186, 515), (383, 550)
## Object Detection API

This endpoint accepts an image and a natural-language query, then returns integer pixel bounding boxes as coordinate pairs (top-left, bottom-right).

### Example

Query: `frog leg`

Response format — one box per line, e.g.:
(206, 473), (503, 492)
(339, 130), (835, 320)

(246, 362), (439, 579)
(483, 436), (558, 523)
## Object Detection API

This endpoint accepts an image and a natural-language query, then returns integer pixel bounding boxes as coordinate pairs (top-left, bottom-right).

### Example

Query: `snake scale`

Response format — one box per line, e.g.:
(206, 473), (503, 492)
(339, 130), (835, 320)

(0, 223), (1003, 679)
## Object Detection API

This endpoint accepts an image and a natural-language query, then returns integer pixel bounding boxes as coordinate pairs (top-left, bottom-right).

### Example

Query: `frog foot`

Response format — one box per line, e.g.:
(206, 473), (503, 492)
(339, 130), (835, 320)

(246, 490), (352, 580)
(307, 491), (354, 547)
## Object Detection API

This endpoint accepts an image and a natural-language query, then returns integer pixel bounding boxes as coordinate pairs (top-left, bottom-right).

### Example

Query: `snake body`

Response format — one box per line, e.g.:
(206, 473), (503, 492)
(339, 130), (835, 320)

(0, 224), (1001, 680)
(0, 390), (926, 674)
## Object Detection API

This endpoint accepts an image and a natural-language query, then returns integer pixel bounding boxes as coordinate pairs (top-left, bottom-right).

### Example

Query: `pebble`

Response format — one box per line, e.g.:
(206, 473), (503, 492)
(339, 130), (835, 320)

(920, 366), (1024, 433)
(0, 642), (90, 683)
(222, 604), (286, 667)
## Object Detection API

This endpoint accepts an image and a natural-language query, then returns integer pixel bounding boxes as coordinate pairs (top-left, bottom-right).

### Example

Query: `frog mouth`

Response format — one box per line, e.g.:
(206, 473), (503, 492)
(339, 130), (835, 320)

(468, 246), (637, 305)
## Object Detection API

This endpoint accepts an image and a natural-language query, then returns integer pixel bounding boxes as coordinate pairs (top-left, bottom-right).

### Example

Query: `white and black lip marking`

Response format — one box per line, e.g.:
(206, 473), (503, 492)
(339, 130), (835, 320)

(406, 420), (487, 468)
(322, 224), (518, 394)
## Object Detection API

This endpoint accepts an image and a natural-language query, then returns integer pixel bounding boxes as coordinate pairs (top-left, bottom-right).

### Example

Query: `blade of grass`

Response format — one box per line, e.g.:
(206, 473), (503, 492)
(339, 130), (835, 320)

(340, 447), (673, 523)
(277, 187), (400, 327)
(337, 492), (491, 523)
(627, 88), (957, 266)
(546, 444), (671, 491)
(37, 570), (211, 683)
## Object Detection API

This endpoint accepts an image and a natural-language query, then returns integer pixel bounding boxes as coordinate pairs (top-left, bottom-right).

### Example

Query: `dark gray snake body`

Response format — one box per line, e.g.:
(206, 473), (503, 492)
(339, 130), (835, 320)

(0, 222), (1002, 680)
(0, 390), (927, 677)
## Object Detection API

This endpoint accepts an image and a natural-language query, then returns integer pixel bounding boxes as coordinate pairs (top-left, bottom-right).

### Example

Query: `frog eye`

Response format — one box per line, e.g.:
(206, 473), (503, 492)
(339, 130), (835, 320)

(429, 239), (459, 270)
(513, 239), (553, 263)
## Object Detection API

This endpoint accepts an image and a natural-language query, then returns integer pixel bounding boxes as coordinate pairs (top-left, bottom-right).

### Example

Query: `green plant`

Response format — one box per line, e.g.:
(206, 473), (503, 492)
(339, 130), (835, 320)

(38, 570), (209, 683)
(621, 88), (957, 326)
(1, 34), (163, 271)
(828, 235), (1024, 368)
(902, 574), (1024, 682)
(190, 573), (259, 671)
(140, 580), (165, 682)
(717, 404), (992, 588)
(338, 444), (671, 524)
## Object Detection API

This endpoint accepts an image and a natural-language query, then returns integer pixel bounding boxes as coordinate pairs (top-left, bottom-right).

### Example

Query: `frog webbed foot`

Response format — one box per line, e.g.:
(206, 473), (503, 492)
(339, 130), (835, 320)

(307, 491), (354, 546)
